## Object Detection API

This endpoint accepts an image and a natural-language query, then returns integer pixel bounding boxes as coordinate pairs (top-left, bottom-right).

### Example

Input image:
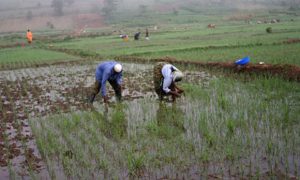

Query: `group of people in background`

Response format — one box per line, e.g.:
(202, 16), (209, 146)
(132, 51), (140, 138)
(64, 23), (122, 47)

(120, 28), (150, 42)
(26, 27), (149, 44)
(88, 60), (184, 104)
(27, 27), (150, 44)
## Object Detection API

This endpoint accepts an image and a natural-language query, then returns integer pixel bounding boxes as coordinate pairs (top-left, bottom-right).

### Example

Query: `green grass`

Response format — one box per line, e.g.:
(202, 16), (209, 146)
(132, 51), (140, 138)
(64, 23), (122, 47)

(134, 43), (300, 65)
(0, 47), (80, 69)
(49, 19), (300, 65)
(0, 7), (298, 66)
(29, 75), (300, 178)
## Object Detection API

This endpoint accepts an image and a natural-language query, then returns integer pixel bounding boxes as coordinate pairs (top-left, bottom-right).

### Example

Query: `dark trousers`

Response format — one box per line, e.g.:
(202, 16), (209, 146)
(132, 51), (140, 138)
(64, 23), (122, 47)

(91, 80), (122, 101)
(157, 82), (176, 100)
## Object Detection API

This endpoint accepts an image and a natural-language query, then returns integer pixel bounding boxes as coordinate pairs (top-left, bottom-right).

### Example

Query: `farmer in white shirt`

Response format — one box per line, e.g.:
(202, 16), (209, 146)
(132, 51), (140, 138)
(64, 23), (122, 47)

(153, 62), (184, 102)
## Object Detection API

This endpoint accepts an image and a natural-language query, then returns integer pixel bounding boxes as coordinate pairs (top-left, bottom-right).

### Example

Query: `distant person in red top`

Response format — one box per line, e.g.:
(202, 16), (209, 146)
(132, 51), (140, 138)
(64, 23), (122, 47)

(120, 34), (129, 42)
(26, 29), (33, 44)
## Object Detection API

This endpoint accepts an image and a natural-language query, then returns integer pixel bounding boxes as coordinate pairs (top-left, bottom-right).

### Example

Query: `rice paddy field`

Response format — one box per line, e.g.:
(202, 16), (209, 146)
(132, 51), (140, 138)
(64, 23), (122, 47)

(0, 6), (299, 179)
(0, 48), (80, 70)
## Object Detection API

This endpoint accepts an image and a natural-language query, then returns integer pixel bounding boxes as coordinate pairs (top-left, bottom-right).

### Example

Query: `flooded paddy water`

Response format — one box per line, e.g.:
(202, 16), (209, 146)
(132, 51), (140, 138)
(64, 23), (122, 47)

(0, 61), (299, 179)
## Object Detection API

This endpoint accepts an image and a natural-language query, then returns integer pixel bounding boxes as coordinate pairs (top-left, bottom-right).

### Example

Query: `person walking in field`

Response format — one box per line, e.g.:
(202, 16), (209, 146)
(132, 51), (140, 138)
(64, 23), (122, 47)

(145, 28), (149, 40)
(153, 62), (184, 102)
(89, 61), (123, 104)
(26, 29), (33, 44)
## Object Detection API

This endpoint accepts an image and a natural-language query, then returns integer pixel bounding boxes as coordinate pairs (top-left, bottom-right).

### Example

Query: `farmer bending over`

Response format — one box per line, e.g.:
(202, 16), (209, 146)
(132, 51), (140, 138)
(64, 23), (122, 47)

(89, 61), (123, 104)
(153, 62), (184, 102)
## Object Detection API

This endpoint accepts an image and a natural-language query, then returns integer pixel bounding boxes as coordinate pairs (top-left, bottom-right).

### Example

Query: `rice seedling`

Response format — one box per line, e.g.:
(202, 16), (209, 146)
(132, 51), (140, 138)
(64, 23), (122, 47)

(25, 71), (298, 178)
(0, 47), (80, 70)
(0, 7), (299, 178)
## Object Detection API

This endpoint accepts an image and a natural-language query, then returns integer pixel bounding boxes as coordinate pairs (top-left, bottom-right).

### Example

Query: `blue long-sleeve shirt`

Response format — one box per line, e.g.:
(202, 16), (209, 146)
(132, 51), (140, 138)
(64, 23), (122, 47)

(95, 61), (122, 96)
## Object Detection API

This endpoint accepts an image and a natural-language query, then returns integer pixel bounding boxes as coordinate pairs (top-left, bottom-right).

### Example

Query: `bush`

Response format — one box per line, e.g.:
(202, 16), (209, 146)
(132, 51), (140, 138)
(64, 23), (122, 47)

(289, 5), (300, 11)
(46, 21), (54, 29)
(26, 10), (33, 20)
(266, 27), (272, 33)
(63, 35), (72, 41)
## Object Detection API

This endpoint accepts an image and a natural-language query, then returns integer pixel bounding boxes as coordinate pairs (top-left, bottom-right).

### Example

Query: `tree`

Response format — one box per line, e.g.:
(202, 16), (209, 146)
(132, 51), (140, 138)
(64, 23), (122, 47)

(51, 0), (64, 16)
(173, 8), (179, 16)
(139, 5), (148, 15)
(102, 0), (118, 20)
(26, 10), (33, 20)
(64, 0), (74, 6)
(36, 2), (41, 8)
(46, 21), (55, 29)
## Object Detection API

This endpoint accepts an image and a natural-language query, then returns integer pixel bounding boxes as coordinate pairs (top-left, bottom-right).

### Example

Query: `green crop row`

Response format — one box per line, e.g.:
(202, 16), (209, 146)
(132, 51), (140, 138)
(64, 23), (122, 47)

(49, 20), (300, 65)
(29, 75), (300, 178)
(0, 47), (80, 69)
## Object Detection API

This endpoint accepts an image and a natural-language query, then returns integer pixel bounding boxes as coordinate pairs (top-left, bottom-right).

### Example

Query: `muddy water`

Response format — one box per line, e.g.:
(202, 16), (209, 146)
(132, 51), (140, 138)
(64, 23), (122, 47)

(0, 61), (213, 178)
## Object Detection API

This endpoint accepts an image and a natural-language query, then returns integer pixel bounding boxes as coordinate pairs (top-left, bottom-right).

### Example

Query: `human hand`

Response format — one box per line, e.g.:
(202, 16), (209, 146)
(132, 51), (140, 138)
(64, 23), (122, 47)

(170, 91), (180, 97)
(103, 96), (109, 103)
(177, 88), (184, 94)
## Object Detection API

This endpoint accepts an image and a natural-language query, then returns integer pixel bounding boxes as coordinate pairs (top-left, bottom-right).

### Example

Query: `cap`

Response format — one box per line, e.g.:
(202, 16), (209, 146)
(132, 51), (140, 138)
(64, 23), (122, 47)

(173, 71), (183, 82)
(114, 63), (122, 73)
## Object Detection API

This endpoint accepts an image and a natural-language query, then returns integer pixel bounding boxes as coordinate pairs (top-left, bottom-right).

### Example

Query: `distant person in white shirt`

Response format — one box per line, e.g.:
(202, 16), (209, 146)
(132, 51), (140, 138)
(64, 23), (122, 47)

(145, 28), (149, 40)
(153, 62), (184, 102)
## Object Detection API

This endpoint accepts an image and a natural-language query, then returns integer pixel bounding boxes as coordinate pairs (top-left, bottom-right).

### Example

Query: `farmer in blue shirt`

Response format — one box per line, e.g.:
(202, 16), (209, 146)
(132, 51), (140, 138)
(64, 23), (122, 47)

(89, 61), (123, 104)
(153, 62), (184, 102)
